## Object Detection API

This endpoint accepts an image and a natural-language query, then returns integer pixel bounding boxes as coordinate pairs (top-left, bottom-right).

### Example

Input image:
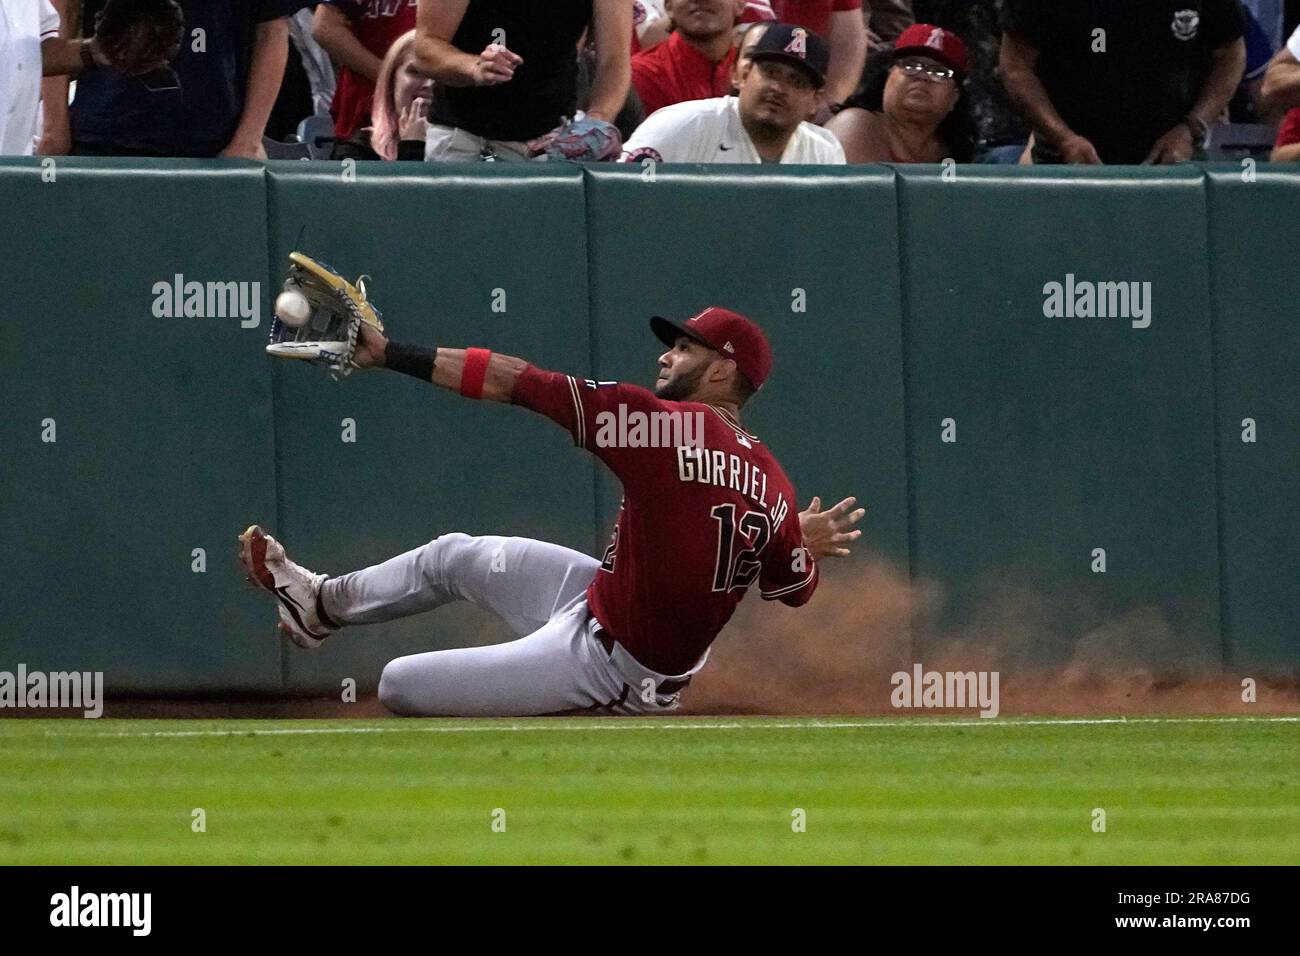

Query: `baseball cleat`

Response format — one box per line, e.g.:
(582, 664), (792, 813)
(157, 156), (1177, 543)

(238, 525), (335, 648)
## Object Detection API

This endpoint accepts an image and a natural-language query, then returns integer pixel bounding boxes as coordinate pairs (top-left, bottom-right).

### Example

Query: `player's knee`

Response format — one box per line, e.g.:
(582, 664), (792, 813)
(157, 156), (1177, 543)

(421, 531), (473, 578)
(378, 658), (426, 717)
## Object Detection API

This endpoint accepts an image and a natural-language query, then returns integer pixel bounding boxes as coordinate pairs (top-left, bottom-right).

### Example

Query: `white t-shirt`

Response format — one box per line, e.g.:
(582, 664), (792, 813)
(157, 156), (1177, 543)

(1288, 23), (1300, 61)
(0, 0), (60, 156)
(621, 95), (846, 165)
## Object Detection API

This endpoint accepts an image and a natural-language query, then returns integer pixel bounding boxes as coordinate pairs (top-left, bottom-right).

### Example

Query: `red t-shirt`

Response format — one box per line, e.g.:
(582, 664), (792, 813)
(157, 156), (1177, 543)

(632, 31), (738, 116)
(328, 0), (419, 141)
(772, 0), (860, 39)
(511, 366), (818, 676)
(1275, 108), (1300, 148)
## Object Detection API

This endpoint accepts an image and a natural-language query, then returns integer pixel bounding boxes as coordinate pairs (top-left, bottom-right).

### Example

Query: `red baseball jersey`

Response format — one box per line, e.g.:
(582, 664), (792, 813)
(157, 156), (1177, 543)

(512, 365), (818, 676)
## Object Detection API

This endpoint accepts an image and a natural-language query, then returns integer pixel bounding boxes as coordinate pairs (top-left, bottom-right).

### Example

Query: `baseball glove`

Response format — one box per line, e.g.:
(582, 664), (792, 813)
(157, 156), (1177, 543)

(266, 253), (385, 381)
(527, 113), (623, 162)
(91, 0), (185, 78)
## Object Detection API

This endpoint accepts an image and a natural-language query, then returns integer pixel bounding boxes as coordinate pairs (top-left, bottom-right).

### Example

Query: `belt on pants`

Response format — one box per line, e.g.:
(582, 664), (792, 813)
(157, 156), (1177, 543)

(593, 627), (692, 696)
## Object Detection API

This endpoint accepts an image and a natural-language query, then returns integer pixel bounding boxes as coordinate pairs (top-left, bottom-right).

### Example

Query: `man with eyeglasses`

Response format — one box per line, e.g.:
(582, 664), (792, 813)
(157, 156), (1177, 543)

(826, 23), (974, 163)
(620, 21), (846, 163)
(1000, 0), (1247, 165)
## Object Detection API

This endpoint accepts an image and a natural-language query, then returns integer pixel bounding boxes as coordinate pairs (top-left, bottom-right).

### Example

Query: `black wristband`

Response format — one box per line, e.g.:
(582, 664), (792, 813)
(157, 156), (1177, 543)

(384, 340), (436, 383)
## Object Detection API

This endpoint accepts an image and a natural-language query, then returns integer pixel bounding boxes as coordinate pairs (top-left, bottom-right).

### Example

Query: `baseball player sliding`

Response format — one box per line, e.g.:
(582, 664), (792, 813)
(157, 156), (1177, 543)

(241, 258), (863, 716)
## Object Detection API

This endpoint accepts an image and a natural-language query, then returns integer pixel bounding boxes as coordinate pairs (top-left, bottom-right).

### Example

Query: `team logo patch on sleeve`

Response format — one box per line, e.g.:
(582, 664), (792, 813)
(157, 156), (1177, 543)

(624, 147), (664, 164)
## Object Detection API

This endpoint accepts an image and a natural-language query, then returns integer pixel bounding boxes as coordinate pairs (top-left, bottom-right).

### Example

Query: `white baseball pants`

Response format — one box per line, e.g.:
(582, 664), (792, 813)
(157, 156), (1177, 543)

(318, 534), (706, 717)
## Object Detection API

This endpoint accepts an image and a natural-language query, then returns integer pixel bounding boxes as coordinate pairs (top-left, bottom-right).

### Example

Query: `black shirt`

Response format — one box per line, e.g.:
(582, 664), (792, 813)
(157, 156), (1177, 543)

(429, 0), (593, 142)
(71, 0), (309, 157)
(1001, 0), (1244, 163)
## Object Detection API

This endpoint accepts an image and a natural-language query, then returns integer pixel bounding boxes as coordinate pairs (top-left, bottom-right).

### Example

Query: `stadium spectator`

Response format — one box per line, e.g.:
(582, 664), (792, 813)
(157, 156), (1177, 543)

(999, 0), (1247, 165)
(621, 22), (845, 163)
(1269, 107), (1300, 159)
(907, 0), (1028, 163)
(632, 0), (745, 115)
(730, 19), (771, 89)
(1260, 23), (1300, 113)
(767, 1), (867, 105)
(826, 23), (974, 162)
(332, 29), (431, 160)
(1, 0), (61, 156)
(863, 0), (913, 57)
(313, 1), (416, 146)
(415, 0), (630, 162)
(67, 0), (310, 158)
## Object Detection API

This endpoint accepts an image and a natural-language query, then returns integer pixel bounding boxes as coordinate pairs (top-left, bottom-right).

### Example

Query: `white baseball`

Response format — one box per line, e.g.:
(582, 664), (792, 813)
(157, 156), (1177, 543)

(275, 290), (311, 327)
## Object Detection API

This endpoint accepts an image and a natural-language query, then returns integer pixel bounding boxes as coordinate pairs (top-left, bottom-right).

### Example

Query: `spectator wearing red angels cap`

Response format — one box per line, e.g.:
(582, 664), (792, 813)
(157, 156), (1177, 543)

(313, 1), (419, 145)
(826, 23), (975, 162)
(633, 0), (747, 116)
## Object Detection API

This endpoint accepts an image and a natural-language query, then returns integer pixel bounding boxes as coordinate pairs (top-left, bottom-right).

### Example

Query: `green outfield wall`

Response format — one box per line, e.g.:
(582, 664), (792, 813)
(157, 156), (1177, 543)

(0, 159), (1294, 692)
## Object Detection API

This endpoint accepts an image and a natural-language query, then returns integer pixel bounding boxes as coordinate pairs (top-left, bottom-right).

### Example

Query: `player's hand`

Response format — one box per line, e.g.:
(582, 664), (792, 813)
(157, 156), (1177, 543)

(472, 43), (522, 86)
(350, 319), (389, 370)
(1056, 132), (1102, 165)
(799, 496), (865, 559)
(1143, 124), (1196, 165)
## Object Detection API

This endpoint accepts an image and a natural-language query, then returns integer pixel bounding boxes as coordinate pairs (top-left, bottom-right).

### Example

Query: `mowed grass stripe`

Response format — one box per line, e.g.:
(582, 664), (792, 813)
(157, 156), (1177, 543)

(0, 717), (1294, 864)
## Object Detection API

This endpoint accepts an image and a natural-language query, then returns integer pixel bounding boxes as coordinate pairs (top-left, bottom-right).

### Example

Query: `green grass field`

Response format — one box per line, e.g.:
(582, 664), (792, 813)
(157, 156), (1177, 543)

(1, 716), (1295, 865)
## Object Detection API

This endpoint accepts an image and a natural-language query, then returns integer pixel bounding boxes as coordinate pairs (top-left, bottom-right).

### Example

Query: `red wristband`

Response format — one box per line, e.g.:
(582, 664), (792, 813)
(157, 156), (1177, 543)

(460, 348), (492, 399)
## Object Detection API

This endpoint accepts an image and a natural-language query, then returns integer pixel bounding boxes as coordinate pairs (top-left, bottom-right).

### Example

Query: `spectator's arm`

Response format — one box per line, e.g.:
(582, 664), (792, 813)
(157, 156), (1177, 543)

(1188, 38), (1246, 128)
(312, 4), (382, 83)
(998, 31), (1069, 146)
(1271, 141), (1300, 161)
(586, 0), (633, 122)
(639, 16), (671, 51)
(414, 0), (481, 86)
(1260, 46), (1300, 115)
(825, 9), (868, 106)
(37, 0), (71, 154)
(999, 30), (1099, 162)
(222, 16), (291, 159)
(824, 107), (886, 162)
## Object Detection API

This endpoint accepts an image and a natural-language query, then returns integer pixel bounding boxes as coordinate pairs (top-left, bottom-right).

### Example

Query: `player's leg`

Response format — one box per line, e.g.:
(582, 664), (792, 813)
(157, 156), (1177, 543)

(377, 602), (626, 717)
(319, 533), (599, 638)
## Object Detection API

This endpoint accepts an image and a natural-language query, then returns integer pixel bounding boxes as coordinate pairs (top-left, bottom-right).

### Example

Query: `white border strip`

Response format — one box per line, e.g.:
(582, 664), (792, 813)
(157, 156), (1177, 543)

(35, 715), (1300, 740)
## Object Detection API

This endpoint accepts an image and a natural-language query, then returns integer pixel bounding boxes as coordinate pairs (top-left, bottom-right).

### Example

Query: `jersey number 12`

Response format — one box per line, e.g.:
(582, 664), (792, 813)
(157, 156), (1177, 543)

(710, 503), (772, 592)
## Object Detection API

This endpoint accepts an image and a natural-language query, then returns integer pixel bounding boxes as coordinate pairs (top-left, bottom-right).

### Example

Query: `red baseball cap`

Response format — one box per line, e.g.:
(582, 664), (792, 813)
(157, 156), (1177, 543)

(894, 23), (968, 76)
(650, 307), (773, 391)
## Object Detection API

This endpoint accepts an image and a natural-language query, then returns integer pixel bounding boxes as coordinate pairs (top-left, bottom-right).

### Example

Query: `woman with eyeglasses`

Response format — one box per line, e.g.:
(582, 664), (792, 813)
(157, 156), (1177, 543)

(826, 24), (975, 164)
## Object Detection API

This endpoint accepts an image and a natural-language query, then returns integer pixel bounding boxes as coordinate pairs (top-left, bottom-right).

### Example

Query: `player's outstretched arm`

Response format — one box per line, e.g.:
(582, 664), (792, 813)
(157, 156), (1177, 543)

(799, 496), (866, 559)
(352, 321), (527, 402)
